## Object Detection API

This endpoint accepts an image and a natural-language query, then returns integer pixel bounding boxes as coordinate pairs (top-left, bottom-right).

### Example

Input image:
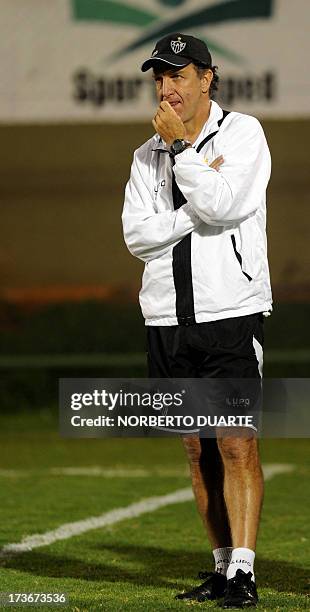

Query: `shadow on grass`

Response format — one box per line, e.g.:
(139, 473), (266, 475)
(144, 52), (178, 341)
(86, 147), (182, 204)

(1, 544), (309, 596)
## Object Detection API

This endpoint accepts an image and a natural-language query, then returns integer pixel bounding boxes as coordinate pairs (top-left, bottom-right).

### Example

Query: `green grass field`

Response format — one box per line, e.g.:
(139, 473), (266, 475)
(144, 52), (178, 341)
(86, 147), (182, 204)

(0, 409), (309, 611)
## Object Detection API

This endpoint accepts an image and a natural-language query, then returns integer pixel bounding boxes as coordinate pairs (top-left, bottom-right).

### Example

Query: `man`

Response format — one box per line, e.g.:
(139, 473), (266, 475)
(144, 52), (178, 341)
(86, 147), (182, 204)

(122, 32), (272, 609)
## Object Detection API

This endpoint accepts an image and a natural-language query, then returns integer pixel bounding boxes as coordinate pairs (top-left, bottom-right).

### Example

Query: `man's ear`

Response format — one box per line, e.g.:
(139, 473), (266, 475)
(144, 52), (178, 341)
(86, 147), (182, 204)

(201, 69), (213, 94)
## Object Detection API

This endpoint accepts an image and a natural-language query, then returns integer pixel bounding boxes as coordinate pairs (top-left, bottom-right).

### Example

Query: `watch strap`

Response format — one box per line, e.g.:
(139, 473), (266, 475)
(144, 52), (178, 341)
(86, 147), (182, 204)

(171, 139), (192, 156)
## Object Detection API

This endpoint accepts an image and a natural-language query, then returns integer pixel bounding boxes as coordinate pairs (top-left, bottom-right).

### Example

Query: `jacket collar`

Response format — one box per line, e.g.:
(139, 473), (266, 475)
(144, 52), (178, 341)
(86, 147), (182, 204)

(152, 100), (224, 152)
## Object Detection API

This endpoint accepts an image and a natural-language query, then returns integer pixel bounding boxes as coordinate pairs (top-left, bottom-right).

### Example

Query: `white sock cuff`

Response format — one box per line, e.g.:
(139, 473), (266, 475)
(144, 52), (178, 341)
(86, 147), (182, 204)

(231, 548), (255, 562)
(227, 548), (256, 582)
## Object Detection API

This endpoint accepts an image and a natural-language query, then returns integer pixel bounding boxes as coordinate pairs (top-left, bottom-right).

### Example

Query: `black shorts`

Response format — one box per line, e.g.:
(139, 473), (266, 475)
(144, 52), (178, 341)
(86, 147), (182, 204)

(147, 314), (264, 434)
(147, 313), (264, 379)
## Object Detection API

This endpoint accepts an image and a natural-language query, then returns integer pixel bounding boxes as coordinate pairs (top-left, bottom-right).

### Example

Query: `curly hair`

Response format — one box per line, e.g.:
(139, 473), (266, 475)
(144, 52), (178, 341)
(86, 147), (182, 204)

(194, 63), (219, 99)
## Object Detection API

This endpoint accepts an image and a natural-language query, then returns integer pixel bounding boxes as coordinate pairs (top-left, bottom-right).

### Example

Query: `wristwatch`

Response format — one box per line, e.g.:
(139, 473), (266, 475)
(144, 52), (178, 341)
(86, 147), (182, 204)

(170, 139), (192, 156)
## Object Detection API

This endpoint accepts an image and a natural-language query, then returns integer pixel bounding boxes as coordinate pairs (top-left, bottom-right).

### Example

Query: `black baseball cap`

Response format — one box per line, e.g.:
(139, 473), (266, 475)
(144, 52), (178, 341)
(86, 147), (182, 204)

(141, 33), (212, 73)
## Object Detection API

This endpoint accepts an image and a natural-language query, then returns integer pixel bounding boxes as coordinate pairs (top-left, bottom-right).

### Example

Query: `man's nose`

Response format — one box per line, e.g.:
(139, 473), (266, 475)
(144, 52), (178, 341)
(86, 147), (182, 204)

(162, 76), (174, 99)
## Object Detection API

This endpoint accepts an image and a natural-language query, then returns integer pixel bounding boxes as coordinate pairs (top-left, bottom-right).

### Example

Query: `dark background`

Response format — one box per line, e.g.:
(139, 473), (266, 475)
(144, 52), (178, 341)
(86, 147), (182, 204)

(0, 119), (309, 408)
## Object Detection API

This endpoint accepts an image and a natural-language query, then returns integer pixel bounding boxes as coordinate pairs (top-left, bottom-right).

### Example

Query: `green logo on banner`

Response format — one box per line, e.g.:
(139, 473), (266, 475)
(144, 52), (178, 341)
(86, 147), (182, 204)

(71, 0), (273, 65)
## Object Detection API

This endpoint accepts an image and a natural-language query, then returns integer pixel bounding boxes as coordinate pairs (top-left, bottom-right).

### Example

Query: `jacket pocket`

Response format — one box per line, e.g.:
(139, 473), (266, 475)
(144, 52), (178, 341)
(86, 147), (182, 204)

(230, 234), (253, 282)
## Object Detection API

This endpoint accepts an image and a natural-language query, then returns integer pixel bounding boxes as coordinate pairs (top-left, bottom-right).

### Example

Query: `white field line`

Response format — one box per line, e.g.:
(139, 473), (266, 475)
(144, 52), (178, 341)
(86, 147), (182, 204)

(262, 463), (294, 479)
(0, 464), (294, 480)
(49, 466), (189, 478)
(0, 463), (293, 558)
(0, 466), (189, 478)
(0, 488), (193, 558)
(0, 469), (27, 478)
(51, 464), (296, 479)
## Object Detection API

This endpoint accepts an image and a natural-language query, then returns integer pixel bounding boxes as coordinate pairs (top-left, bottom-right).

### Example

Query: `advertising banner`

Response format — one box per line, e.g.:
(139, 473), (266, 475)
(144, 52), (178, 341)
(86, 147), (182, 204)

(0, 0), (309, 122)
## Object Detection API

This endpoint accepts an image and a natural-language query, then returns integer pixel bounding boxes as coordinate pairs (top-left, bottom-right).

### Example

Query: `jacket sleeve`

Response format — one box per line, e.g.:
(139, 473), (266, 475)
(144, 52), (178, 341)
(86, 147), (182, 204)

(173, 115), (271, 226)
(122, 147), (201, 263)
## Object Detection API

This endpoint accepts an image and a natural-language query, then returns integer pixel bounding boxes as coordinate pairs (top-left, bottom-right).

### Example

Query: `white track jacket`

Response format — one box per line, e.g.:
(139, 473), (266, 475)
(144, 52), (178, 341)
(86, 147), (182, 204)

(122, 101), (272, 326)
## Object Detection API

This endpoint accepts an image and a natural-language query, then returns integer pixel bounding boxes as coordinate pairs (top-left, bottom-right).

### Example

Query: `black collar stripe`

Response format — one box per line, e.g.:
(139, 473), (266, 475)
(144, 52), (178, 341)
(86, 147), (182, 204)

(171, 110), (230, 326)
(196, 110), (230, 153)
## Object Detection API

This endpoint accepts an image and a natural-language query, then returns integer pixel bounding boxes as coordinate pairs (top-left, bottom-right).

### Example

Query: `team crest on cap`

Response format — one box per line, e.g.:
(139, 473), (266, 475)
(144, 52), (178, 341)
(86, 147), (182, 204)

(171, 37), (186, 54)
(152, 49), (158, 57)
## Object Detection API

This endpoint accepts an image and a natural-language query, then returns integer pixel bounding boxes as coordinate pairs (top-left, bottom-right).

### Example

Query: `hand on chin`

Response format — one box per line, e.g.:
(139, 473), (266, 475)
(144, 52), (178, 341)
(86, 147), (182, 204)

(152, 100), (186, 145)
